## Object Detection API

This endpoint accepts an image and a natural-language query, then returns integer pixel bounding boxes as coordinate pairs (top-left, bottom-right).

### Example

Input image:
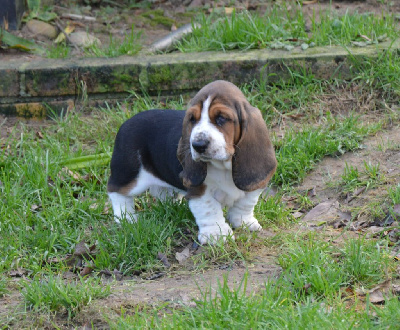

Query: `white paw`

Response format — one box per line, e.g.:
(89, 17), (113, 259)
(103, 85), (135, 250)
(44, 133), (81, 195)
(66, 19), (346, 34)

(198, 223), (234, 245)
(113, 211), (137, 224)
(244, 218), (262, 231)
(228, 214), (262, 231)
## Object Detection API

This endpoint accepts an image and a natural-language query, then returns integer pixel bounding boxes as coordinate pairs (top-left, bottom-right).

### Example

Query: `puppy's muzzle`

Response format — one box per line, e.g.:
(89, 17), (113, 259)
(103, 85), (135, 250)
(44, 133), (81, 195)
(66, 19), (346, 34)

(192, 139), (209, 154)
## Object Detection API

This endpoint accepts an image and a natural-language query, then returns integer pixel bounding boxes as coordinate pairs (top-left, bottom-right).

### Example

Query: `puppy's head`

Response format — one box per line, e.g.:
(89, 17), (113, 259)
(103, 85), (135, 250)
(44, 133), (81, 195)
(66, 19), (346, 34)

(177, 80), (277, 191)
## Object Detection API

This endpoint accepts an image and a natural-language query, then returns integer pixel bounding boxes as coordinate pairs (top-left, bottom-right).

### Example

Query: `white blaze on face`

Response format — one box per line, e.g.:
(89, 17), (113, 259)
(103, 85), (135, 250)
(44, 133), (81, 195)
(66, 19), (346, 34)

(190, 96), (229, 161)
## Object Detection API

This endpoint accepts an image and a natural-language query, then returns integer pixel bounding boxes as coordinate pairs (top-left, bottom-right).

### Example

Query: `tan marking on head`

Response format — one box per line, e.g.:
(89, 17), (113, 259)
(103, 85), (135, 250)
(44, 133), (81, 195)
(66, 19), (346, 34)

(208, 101), (240, 156)
(179, 80), (277, 191)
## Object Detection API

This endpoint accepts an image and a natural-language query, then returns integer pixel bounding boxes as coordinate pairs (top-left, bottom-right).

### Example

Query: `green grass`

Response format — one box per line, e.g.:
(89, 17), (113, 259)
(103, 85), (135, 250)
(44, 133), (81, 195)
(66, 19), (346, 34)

(94, 198), (195, 274)
(255, 192), (294, 226)
(334, 161), (385, 194)
(242, 69), (326, 124)
(0, 99), (185, 274)
(278, 236), (345, 299)
(108, 236), (398, 328)
(340, 237), (391, 286)
(1, 47), (400, 326)
(273, 114), (382, 186)
(0, 276), (8, 297)
(178, 7), (399, 53)
(46, 42), (70, 59)
(388, 184), (400, 204)
(0, 68), (394, 275)
(21, 275), (110, 318)
(46, 26), (143, 59)
(85, 25), (142, 57)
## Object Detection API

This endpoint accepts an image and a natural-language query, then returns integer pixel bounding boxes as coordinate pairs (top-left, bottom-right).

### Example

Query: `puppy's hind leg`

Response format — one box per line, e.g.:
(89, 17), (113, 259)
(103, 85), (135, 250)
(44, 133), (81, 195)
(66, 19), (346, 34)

(108, 191), (136, 223)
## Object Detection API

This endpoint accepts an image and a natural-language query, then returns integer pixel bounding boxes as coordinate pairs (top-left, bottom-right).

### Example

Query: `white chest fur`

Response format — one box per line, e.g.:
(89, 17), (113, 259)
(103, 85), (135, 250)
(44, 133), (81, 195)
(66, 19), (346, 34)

(204, 160), (246, 207)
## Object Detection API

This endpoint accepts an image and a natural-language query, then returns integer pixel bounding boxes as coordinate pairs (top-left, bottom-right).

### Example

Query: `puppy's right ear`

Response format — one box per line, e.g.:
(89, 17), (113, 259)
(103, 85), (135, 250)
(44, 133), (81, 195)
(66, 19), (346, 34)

(177, 109), (207, 187)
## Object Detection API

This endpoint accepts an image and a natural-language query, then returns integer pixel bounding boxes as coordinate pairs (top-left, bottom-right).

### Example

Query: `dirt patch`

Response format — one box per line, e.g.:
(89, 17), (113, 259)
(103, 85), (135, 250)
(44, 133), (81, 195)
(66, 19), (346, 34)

(0, 115), (50, 139)
(295, 123), (400, 233)
(298, 125), (400, 202)
(1, 234), (282, 328)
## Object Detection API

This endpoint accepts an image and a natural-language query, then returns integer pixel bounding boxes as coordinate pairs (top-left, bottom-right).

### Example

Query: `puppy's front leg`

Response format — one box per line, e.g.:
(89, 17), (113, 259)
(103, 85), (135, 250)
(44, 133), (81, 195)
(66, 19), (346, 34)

(189, 195), (233, 244)
(227, 189), (264, 231)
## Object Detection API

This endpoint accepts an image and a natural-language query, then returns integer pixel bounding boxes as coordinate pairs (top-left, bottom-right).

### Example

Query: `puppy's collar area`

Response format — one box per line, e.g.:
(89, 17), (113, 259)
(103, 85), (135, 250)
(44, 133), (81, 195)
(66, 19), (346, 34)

(209, 160), (232, 171)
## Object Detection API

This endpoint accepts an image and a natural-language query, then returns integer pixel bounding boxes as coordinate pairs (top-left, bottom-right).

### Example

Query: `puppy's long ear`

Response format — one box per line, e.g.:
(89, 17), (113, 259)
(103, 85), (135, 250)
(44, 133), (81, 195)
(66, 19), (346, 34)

(232, 102), (277, 191)
(177, 110), (207, 188)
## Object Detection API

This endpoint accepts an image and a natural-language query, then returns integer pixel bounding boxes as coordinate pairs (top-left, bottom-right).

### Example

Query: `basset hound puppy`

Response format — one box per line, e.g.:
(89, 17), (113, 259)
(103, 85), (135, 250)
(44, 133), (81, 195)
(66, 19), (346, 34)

(107, 80), (277, 244)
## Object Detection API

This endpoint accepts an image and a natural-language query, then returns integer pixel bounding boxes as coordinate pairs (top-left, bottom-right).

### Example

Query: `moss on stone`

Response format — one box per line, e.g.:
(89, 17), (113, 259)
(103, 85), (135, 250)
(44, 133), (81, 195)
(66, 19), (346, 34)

(15, 103), (46, 118)
(141, 9), (175, 28)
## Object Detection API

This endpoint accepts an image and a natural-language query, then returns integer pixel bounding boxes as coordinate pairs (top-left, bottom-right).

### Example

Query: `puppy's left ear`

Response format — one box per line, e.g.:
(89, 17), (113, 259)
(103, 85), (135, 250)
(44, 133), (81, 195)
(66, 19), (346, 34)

(232, 103), (277, 191)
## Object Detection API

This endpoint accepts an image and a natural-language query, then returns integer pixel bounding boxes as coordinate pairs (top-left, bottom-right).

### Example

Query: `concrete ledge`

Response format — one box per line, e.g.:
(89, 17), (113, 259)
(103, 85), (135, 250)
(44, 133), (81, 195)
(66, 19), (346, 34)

(1, 40), (399, 117)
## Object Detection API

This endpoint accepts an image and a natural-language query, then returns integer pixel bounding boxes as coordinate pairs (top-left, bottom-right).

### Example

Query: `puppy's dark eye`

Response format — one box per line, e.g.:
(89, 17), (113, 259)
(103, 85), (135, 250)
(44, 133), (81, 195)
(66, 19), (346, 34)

(215, 114), (228, 127)
(189, 114), (196, 123)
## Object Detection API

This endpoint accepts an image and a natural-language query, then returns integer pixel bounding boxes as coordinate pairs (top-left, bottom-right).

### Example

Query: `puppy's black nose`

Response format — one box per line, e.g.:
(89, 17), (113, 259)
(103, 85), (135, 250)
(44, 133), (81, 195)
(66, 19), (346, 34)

(192, 139), (209, 154)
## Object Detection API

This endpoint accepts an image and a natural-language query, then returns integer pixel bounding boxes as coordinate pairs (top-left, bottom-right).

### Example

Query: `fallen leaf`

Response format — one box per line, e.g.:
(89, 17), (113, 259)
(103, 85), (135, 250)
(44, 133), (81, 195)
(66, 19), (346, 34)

(346, 186), (366, 203)
(292, 211), (304, 219)
(44, 256), (67, 265)
(146, 272), (165, 280)
(36, 131), (44, 139)
(388, 229), (400, 243)
(358, 34), (372, 42)
(100, 269), (113, 277)
(369, 289), (385, 304)
(62, 271), (77, 279)
(102, 203), (111, 215)
(157, 252), (171, 268)
(332, 220), (347, 229)
(89, 202), (99, 210)
(9, 268), (28, 277)
(352, 41), (370, 47)
(59, 167), (82, 181)
(342, 286), (354, 297)
(356, 280), (392, 304)
(0, 27), (45, 54)
(371, 213), (395, 227)
(338, 210), (352, 221)
(365, 226), (385, 238)
(73, 240), (96, 259)
(302, 200), (339, 225)
(393, 204), (400, 218)
(307, 187), (316, 197)
(80, 266), (93, 276)
(31, 204), (42, 212)
(302, 283), (312, 294)
(113, 269), (123, 281)
(81, 173), (95, 182)
(54, 24), (75, 43)
(175, 247), (190, 264)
